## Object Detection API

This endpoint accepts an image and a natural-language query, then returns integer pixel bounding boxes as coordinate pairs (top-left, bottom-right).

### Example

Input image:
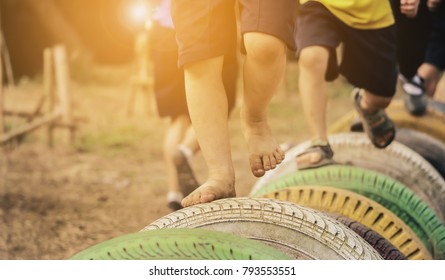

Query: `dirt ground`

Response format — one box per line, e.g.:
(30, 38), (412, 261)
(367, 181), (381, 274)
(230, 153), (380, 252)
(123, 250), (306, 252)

(0, 63), (405, 260)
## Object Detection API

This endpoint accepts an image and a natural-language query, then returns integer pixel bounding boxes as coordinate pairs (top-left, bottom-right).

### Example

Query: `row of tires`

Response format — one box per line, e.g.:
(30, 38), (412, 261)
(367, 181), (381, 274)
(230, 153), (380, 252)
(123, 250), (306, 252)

(70, 100), (445, 260)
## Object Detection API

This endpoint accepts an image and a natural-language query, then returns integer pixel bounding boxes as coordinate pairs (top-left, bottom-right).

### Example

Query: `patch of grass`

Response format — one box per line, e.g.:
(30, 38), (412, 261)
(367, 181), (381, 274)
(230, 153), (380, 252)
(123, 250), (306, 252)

(4, 122), (13, 133)
(269, 97), (299, 117)
(75, 125), (147, 154)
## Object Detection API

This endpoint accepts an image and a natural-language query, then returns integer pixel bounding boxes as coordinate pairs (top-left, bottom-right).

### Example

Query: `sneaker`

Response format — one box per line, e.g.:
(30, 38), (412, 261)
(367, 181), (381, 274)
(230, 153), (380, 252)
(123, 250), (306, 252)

(167, 191), (183, 211)
(401, 74), (427, 116)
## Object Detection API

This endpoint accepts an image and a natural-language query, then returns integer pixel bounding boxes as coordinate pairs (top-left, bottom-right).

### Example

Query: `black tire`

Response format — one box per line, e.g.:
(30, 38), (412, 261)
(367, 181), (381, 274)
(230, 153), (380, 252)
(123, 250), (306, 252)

(395, 128), (445, 180)
(142, 198), (383, 260)
(69, 228), (292, 260)
(252, 166), (445, 259)
(428, 99), (445, 115)
(330, 214), (406, 260)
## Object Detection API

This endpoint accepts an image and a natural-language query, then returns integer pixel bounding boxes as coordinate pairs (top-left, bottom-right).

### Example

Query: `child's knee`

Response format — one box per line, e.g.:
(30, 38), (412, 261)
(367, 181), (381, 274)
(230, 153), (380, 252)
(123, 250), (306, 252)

(244, 32), (286, 63)
(184, 56), (224, 79)
(299, 46), (329, 71)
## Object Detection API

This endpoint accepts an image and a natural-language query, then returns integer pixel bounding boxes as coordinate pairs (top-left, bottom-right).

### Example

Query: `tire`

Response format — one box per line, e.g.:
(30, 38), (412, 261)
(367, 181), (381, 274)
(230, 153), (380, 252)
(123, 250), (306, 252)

(329, 133), (445, 222)
(328, 100), (445, 142)
(69, 228), (292, 260)
(428, 99), (445, 114)
(251, 140), (311, 196)
(395, 128), (445, 180)
(331, 214), (406, 260)
(251, 133), (445, 224)
(251, 166), (445, 259)
(260, 186), (430, 260)
(142, 197), (383, 260)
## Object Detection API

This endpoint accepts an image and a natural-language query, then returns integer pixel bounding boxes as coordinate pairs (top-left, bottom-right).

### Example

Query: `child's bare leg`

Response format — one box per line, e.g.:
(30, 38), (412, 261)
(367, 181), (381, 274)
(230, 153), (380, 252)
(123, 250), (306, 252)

(163, 116), (189, 194)
(181, 56), (236, 207)
(173, 122), (200, 198)
(358, 90), (394, 147)
(180, 125), (200, 155)
(418, 63), (441, 97)
(163, 116), (189, 210)
(242, 32), (286, 177)
(297, 46), (330, 166)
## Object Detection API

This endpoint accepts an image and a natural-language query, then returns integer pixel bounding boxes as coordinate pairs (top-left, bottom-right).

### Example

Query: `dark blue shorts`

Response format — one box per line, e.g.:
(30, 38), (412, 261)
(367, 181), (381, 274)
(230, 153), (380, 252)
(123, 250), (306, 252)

(171, 0), (297, 67)
(296, 1), (398, 97)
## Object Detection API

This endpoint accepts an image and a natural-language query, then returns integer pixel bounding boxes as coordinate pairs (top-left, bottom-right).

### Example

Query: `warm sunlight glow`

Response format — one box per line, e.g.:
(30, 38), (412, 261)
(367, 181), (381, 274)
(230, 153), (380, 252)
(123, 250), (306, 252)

(128, 1), (150, 25)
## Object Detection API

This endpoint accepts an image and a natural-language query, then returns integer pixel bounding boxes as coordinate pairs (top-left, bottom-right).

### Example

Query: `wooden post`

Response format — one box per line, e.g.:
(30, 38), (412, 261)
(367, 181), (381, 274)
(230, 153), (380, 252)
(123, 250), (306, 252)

(53, 45), (75, 144)
(1, 30), (14, 87)
(53, 45), (71, 124)
(127, 27), (156, 117)
(0, 28), (4, 136)
(0, 39), (4, 164)
(0, 44), (77, 147)
(43, 47), (55, 147)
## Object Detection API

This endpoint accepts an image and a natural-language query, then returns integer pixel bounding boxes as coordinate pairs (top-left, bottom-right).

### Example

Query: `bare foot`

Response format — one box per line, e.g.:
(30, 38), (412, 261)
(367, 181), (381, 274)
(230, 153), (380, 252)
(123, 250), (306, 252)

(181, 178), (236, 207)
(241, 109), (285, 177)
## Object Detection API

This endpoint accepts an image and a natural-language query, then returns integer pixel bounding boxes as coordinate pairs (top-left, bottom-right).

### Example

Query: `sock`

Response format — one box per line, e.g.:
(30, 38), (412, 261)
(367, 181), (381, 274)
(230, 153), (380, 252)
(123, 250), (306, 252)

(178, 144), (193, 159)
(167, 191), (183, 203)
(403, 74), (425, 96)
(412, 74), (424, 86)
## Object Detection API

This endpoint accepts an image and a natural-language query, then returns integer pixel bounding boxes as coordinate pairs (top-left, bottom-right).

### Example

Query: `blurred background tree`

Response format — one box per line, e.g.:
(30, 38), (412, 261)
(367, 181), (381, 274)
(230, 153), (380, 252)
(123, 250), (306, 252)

(1, 0), (154, 80)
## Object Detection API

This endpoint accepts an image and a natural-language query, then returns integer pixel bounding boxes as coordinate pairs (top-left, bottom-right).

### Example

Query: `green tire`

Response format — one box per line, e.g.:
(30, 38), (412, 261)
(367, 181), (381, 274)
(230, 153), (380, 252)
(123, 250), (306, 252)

(69, 228), (292, 260)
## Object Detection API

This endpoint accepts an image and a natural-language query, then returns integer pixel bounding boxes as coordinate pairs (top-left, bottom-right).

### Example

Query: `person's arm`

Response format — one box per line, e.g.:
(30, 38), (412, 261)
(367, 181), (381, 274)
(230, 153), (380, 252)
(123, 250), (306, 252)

(427, 0), (442, 11)
(400, 0), (420, 17)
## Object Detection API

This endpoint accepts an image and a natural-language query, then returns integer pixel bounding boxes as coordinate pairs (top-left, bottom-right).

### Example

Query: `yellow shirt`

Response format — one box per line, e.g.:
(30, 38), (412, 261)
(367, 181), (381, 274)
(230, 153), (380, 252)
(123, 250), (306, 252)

(300, 0), (395, 29)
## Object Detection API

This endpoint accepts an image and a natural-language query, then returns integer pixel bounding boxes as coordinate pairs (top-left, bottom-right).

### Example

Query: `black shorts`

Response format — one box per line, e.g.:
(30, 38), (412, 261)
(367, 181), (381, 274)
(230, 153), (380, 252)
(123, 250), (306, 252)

(296, 1), (398, 97)
(150, 24), (238, 119)
(171, 0), (297, 67)
(425, 4), (445, 70)
(391, 0), (432, 79)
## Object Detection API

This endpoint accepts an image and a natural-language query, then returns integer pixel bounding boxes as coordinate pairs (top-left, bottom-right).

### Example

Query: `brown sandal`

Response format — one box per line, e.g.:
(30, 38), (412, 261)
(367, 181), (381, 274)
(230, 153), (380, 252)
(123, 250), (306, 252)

(295, 140), (336, 170)
(353, 88), (396, 149)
